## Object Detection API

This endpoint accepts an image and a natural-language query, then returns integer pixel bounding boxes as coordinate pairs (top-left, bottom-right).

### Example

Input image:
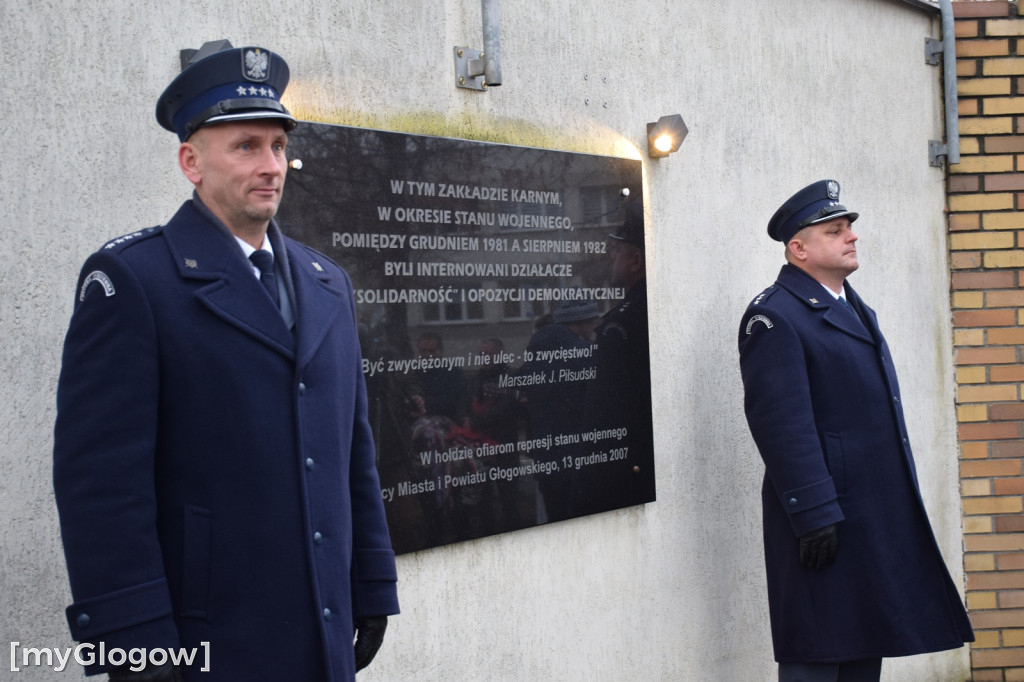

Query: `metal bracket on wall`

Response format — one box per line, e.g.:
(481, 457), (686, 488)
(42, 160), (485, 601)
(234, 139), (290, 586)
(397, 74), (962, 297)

(454, 0), (503, 91)
(454, 47), (487, 90)
(925, 37), (943, 66)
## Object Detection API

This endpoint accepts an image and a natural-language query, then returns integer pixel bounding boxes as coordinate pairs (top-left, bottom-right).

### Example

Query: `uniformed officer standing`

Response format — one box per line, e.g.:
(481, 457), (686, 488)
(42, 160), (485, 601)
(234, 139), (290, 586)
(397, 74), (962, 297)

(53, 42), (398, 681)
(737, 180), (972, 681)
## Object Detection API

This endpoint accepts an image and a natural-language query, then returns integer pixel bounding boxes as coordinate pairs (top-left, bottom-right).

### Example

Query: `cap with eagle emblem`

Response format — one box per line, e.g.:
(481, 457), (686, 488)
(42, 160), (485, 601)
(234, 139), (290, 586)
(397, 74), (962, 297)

(766, 179), (860, 244)
(156, 40), (296, 142)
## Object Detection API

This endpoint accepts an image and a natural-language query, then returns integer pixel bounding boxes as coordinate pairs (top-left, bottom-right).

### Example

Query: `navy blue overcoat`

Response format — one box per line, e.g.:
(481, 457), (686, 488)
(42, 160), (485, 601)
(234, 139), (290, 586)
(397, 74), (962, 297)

(54, 200), (399, 680)
(738, 264), (972, 663)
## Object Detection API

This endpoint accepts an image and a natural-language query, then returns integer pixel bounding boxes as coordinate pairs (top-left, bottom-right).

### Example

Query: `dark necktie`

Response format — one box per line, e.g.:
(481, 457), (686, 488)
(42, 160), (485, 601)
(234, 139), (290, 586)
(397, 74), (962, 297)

(838, 296), (865, 328)
(249, 250), (280, 308)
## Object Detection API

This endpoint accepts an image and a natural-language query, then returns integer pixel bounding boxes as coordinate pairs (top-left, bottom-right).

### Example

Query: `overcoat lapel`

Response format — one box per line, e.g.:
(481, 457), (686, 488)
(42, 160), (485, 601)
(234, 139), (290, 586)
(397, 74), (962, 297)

(161, 203), (296, 359)
(845, 283), (885, 346)
(286, 241), (345, 371)
(776, 264), (875, 345)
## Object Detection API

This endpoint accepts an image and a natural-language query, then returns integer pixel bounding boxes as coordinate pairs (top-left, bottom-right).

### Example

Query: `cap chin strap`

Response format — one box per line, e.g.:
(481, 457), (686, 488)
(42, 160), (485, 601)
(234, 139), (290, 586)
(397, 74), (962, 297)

(797, 205), (850, 230)
(184, 97), (294, 138)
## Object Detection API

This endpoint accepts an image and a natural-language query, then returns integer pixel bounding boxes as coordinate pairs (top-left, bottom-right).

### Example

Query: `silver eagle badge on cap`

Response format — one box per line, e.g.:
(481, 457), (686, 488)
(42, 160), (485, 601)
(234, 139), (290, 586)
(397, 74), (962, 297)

(243, 48), (270, 82)
(826, 180), (839, 199)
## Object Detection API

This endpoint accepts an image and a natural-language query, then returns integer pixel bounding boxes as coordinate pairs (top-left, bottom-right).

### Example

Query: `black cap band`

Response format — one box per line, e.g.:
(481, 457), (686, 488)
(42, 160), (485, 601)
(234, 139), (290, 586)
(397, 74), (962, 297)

(184, 97), (294, 137)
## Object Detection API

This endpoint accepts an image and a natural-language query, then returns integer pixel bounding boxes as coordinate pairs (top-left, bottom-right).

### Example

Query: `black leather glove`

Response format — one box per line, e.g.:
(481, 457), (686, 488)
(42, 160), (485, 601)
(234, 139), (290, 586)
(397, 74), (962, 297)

(354, 616), (388, 672)
(799, 523), (838, 570)
(108, 661), (182, 682)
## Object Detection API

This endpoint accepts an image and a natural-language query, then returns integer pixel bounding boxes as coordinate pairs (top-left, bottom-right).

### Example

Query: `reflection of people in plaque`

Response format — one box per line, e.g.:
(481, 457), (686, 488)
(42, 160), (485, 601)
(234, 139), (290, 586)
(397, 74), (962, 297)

(412, 331), (466, 422)
(468, 337), (524, 528)
(410, 415), (491, 543)
(738, 180), (973, 681)
(468, 337), (519, 443)
(359, 321), (422, 465)
(578, 203), (655, 516)
(521, 298), (599, 522)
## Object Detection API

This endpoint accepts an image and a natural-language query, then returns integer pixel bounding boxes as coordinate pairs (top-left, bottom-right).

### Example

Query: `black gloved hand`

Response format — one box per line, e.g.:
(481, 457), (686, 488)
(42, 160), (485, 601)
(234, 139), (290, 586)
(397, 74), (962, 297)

(799, 523), (838, 570)
(354, 616), (388, 672)
(108, 661), (182, 682)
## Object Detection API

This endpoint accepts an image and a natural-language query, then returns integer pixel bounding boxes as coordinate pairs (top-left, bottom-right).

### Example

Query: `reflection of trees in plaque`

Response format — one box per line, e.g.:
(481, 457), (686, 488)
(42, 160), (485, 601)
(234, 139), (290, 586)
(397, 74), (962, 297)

(277, 123), (653, 554)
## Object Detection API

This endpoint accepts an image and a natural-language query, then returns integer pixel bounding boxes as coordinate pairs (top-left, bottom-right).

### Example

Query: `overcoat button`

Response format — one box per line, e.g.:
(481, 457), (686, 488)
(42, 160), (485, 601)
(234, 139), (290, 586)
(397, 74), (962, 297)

(306, 458), (315, 470)
(76, 613), (91, 628)
(314, 531), (323, 545)
(788, 498), (798, 506)
(298, 382), (307, 395)
(323, 608), (332, 621)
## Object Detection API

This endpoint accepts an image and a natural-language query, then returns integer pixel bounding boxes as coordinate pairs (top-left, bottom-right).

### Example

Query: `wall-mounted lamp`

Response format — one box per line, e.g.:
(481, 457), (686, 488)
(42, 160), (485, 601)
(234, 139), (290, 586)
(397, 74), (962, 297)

(646, 114), (688, 159)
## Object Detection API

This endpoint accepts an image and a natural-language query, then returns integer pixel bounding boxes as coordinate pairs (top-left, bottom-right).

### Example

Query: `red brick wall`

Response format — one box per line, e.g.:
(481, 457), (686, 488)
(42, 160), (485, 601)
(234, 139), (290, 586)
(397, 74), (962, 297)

(952, 2), (1024, 679)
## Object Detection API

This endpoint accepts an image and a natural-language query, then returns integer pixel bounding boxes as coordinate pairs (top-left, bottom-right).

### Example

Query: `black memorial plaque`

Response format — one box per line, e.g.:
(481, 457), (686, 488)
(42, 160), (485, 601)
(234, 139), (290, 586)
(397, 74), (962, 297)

(277, 122), (654, 554)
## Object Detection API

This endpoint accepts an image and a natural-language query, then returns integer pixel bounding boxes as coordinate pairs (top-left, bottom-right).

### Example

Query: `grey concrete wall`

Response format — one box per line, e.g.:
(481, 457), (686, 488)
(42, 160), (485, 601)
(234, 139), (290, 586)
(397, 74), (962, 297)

(0, 0), (969, 679)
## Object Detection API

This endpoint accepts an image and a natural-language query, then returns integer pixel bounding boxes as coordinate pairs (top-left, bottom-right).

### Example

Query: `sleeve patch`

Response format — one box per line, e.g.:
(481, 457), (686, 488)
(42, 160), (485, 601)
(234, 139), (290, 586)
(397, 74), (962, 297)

(745, 314), (773, 335)
(79, 271), (116, 301)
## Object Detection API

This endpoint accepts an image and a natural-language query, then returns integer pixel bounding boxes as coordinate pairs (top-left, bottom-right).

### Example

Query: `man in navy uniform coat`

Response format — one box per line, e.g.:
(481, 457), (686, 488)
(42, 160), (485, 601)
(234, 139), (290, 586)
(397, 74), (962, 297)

(53, 42), (398, 681)
(738, 180), (972, 681)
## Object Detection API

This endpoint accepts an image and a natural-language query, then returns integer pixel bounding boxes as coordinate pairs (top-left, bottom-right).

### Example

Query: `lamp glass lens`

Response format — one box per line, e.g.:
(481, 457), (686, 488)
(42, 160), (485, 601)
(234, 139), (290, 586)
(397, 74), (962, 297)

(654, 134), (673, 153)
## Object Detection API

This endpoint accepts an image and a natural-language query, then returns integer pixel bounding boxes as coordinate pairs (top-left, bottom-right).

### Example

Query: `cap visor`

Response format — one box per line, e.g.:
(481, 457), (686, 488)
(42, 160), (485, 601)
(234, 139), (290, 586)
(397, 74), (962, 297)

(203, 111), (296, 127)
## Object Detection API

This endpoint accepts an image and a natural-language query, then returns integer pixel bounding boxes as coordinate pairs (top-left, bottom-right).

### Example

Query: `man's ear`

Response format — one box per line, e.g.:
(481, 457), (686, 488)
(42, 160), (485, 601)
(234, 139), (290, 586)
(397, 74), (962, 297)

(178, 142), (202, 186)
(787, 237), (807, 263)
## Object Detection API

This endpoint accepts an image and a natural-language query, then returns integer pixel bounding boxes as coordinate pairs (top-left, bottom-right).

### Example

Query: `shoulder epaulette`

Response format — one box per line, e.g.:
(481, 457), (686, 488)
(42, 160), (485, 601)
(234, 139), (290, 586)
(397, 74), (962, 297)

(748, 285), (778, 308)
(101, 226), (162, 252)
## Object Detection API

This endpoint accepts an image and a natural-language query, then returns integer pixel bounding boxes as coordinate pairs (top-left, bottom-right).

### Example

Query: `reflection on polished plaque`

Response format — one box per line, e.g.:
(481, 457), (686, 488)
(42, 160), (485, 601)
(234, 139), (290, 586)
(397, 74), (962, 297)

(277, 122), (655, 554)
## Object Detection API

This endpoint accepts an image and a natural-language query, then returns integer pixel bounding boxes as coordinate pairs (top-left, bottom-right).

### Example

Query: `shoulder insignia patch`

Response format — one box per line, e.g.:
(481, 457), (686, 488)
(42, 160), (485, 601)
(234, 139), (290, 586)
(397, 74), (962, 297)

(745, 314), (773, 335)
(79, 271), (116, 301)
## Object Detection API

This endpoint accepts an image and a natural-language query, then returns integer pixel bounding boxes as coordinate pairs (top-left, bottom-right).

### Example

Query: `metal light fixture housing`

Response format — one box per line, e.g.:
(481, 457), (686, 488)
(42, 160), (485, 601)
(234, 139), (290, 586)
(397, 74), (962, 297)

(647, 114), (688, 159)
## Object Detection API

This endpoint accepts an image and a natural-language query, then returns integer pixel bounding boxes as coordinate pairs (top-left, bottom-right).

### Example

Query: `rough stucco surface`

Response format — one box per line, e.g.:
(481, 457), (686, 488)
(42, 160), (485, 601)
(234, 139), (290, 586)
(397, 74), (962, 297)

(0, 1), (968, 679)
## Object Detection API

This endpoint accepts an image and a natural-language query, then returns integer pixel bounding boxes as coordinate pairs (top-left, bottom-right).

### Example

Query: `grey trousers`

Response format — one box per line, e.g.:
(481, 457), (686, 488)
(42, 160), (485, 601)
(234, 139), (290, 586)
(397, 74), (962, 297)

(778, 659), (882, 682)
